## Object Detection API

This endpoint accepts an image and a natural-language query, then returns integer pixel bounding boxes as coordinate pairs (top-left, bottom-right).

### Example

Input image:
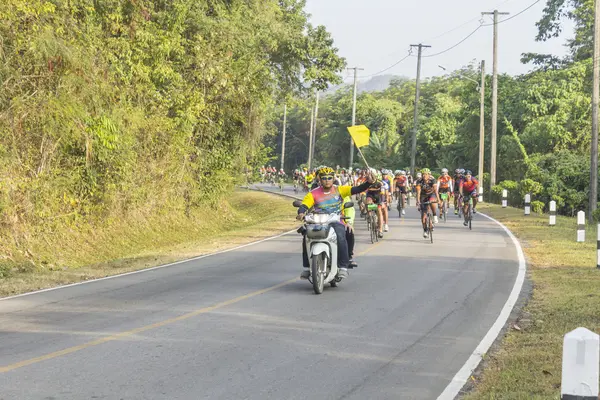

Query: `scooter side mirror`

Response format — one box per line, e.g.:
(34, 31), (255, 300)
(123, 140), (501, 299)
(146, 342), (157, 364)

(292, 200), (303, 208)
(343, 202), (354, 209)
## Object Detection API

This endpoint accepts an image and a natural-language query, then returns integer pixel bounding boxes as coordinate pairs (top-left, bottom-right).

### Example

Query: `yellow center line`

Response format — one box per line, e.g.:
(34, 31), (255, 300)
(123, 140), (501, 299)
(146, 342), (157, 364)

(357, 240), (384, 256)
(0, 277), (299, 373)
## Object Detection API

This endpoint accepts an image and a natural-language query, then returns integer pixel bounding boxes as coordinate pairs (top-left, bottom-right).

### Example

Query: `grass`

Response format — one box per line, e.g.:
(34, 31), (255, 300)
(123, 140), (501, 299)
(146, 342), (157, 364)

(463, 203), (600, 399)
(0, 190), (296, 298)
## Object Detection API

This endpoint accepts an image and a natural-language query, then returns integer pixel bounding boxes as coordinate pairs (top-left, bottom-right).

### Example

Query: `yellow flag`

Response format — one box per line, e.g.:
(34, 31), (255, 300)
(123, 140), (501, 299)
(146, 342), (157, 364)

(347, 125), (370, 148)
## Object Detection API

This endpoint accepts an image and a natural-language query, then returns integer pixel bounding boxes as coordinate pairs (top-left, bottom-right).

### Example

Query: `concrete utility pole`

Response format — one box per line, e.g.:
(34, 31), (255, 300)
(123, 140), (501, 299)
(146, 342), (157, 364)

(280, 104), (287, 171)
(348, 67), (364, 169)
(478, 60), (486, 186)
(308, 107), (314, 170)
(482, 10), (509, 191)
(410, 43), (431, 176)
(591, 0), (600, 222)
(311, 91), (320, 166)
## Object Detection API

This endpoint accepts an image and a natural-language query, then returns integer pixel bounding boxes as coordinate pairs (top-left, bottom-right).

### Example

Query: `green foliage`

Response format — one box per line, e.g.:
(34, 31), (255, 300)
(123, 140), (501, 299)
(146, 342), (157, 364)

(0, 0), (344, 259)
(531, 200), (545, 214)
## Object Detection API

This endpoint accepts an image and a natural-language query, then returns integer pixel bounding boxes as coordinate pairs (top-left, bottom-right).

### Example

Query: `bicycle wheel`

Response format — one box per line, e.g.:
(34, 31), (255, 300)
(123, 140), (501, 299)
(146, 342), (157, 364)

(469, 202), (473, 230)
(426, 212), (433, 243)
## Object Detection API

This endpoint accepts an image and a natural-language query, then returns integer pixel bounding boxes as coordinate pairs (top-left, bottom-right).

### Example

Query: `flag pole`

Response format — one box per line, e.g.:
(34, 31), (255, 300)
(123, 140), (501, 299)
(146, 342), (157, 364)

(355, 145), (370, 169)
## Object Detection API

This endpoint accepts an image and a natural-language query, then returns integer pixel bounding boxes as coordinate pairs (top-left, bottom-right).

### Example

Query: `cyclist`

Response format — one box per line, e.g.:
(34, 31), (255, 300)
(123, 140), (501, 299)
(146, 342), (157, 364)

(459, 170), (479, 226)
(437, 168), (453, 219)
(365, 170), (388, 237)
(453, 168), (465, 215)
(297, 166), (374, 279)
(394, 170), (408, 215)
(415, 168), (440, 238)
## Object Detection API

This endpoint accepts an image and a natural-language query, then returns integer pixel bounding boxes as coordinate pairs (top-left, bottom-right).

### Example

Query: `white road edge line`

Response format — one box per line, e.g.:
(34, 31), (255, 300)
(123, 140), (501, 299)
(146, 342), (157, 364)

(0, 228), (297, 302)
(436, 211), (527, 400)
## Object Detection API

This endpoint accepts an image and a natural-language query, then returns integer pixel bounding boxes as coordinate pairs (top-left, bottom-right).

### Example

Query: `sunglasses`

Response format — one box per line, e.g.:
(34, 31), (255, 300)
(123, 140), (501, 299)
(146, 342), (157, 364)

(320, 176), (334, 181)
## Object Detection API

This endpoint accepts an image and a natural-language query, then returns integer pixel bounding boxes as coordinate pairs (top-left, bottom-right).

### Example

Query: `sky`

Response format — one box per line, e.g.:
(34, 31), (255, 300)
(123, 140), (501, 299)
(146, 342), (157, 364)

(303, 0), (574, 84)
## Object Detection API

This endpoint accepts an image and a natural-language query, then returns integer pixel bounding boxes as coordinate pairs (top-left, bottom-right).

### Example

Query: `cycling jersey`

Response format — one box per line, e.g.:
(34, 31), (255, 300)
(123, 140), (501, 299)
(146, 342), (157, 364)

(415, 177), (437, 195)
(437, 175), (453, 192)
(453, 175), (464, 192)
(460, 178), (479, 194)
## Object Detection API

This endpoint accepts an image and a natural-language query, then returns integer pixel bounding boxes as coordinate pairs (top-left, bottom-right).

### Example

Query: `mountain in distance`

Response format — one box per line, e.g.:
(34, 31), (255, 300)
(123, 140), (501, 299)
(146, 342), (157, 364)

(324, 74), (409, 95)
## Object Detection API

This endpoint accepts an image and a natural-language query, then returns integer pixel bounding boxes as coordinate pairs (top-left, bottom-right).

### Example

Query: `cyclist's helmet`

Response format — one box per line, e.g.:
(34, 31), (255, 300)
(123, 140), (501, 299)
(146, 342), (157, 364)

(317, 166), (335, 177)
(401, 170), (406, 176)
(421, 168), (432, 175)
(465, 170), (473, 176)
(441, 168), (448, 173)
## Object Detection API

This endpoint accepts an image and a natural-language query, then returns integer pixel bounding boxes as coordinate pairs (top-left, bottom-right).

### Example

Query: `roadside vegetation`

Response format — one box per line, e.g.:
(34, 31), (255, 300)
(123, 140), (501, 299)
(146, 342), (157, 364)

(463, 203), (600, 399)
(0, 190), (296, 297)
(0, 0), (344, 293)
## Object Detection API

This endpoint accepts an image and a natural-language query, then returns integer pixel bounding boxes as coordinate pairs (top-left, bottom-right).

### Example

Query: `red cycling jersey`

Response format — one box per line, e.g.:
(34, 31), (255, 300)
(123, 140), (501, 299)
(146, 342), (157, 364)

(460, 178), (479, 193)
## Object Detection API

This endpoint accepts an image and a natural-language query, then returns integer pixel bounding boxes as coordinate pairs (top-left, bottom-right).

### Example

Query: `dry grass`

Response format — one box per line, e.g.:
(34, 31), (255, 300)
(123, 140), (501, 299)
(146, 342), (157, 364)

(463, 204), (600, 399)
(0, 190), (296, 297)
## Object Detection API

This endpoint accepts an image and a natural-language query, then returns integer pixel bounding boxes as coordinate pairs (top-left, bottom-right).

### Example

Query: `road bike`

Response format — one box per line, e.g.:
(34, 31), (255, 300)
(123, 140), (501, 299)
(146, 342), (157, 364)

(367, 204), (380, 244)
(464, 195), (474, 230)
(420, 200), (435, 244)
(440, 192), (449, 223)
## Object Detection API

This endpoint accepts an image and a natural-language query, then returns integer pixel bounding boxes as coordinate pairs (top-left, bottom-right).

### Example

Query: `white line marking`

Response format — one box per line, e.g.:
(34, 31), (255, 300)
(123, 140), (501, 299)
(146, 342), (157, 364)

(436, 211), (527, 400)
(0, 229), (297, 302)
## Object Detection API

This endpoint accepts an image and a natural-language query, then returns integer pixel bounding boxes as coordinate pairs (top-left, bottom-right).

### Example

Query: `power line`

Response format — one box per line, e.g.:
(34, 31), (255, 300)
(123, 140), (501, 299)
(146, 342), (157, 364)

(357, 0), (543, 78)
(423, 24), (484, 58)
(358, 49), (413, 79)
(484, 0), (542, 25)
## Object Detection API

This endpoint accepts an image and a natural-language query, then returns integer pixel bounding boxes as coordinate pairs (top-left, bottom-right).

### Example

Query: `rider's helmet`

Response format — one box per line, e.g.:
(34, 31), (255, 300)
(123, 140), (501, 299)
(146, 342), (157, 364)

(394, 170), (401, 176)
(465, 170), (473, 176)
(416, 172), (422, 179)
(400, 170), (406, 176)
(454, 168), (461, 174)
(421, 168), (431, 175)
(317, 166), (335, 178)
(441, 168), (448, 174)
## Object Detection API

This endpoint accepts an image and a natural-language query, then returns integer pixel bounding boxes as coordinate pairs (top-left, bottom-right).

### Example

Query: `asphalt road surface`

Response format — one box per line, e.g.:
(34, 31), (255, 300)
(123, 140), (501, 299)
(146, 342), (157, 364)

(0, 183), (520, 400)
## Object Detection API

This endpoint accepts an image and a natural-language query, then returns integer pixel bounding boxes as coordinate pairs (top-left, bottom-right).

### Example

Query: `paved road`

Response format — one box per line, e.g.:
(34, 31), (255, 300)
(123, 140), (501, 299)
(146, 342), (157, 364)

(0, 184), (519, 399)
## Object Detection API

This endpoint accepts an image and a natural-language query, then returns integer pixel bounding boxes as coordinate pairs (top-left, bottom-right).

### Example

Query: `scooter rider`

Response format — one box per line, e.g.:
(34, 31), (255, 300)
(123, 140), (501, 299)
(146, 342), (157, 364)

(297, 166), (374, 280)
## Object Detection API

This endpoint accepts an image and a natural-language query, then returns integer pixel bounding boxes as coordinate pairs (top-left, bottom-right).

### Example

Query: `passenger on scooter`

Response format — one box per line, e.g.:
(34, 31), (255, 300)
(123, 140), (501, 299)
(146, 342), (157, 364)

(297, 166), (374, 280)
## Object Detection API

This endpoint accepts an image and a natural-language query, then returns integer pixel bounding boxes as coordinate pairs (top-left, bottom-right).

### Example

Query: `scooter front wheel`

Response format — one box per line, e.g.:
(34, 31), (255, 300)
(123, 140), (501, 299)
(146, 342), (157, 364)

(311, 254), (326, 294)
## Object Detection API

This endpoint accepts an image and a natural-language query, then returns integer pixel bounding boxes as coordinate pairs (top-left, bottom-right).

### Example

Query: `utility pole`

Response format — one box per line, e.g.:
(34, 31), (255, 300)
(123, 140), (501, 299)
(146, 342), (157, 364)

(348, 67), (363, 169)
(311, 91), (320, 166)
(482, 10), (509, 191)
(308, 106), (314, 170)
(590, 0), (600, 222)
(280, 104), (287, 171)
(478, 60), (486, 186)
(410, 43), (431, 176)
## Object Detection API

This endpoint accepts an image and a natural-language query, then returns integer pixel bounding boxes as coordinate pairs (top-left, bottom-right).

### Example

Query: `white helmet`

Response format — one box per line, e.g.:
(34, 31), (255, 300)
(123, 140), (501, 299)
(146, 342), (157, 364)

(417, 172), (422, 178)
(400, 170), (406, 176)
(441, 168), (448, 173)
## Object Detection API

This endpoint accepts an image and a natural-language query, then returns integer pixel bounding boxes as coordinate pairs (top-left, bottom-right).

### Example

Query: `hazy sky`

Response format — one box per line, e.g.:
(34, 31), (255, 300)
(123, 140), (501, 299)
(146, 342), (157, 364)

(304, 0), (574, 83)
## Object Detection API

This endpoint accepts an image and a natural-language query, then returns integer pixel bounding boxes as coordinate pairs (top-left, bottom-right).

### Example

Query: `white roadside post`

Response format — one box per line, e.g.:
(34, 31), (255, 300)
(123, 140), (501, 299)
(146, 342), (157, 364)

(502, 189), (507, 208)
(478, 186), (483, 203)
(561, 327), (599, 400)
(549, 201), (557, 226)
(524, 193), (531, 216)
(597, 226), (600, 269)
(577, 211), (586, 243)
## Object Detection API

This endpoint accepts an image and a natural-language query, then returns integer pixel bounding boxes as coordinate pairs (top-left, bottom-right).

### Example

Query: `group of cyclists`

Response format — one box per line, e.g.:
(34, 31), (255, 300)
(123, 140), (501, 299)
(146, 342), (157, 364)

(293, 165), (480, 280)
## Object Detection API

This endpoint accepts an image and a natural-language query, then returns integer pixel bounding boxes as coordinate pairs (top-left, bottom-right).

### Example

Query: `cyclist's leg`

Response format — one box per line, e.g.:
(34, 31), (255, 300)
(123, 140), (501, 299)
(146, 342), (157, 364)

(472, 191), (478, 212)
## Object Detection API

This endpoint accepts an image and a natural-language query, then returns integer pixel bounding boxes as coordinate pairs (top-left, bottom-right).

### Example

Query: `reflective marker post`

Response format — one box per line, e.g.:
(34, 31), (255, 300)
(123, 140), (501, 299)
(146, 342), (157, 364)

(561, 327), (599, 400)
(502, 189), (507, 208)
(549, 201), (556, 226)
(597, 225), (600, 269)
(524, 193), (531, 216)
(478, 186), (483, 203)
(577, 211), (586, 243)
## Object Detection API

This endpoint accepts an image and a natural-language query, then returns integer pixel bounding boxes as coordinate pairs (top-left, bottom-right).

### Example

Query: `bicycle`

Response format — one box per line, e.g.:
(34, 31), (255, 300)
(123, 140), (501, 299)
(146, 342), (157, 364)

(420, 200), (435, 244)
(367, 204), (379, 243)
(456, 194), (463, 218)
(440, 192), (449, 223)
(464, 195), (474, 230)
